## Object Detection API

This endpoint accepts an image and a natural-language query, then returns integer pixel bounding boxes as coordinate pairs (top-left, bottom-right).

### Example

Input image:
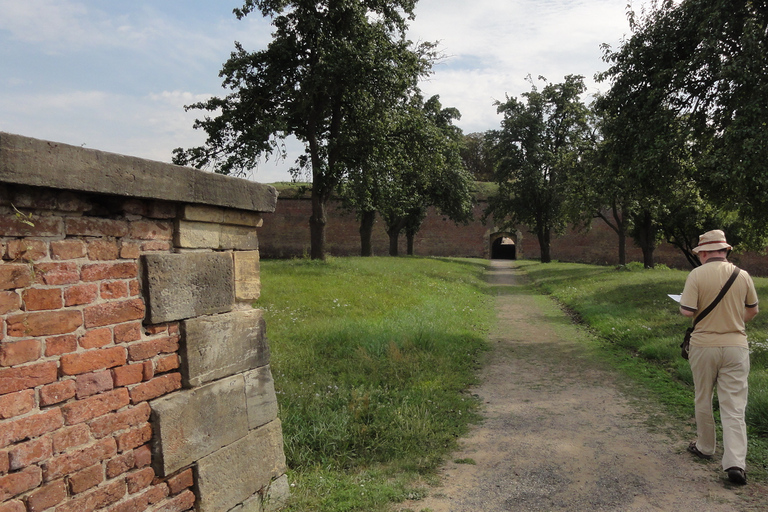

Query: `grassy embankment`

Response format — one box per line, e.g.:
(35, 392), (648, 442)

(257, 257), (768, 511)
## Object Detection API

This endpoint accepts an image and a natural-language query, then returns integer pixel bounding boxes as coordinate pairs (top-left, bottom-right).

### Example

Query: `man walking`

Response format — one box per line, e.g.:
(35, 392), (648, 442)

(679, 230), (759, 485)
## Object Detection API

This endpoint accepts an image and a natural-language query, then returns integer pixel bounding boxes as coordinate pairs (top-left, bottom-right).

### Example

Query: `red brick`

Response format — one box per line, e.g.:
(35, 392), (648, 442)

(89, 402), (150, 440)
(45, 334), (78, 356)
(166, 468), (193, 495)
(33, 262), (79, 285)
(155, 354), (179, 374)
(0, 409), (63, 449)
(6, 239), (47, 261)
(6, 310), (82, 337)
(87, 239), (120, 260)
(0, 500), (25, 512)
(39, 379), (77, 406)
(51, 423), (91, 454)
(79, 327), (113, 349)
(84, 299), (145, 329)
(0, 389), (35, 419)
(0, 291), (21, 314)
(113, 322), (142, 343)
(0, 465), (42, 501)
(152, 488), (195, 512)
(129, 373), (181, 404)
(64, 283), (99, 306)
(76, 370), (114, 398)
(107, 483), (168, 512)
(101, 280), (129, 300)
(60, 346), (127, 376)
(127, 336), (178, 362)
(116, 423), (152, 453)
(133, 444), (151, 469)
(68, 463), (104, 494)
(0, 450), (8, 473)
(9, 435), (52, 470)
(0, 215), (62, 238)
(106, 451), (135, 479)
(143, 325), (167, 335)
(81, 262), (138, 282)
(55, 477), (126, 512)
(147, 201), (177, 219)
(61, 387), (130, 425)
(112, 364), (144, 387)
(129, 280), (140, 296)
(0, 264), (33, 291)
(0, 339), (42, 366)
(130, 220), (173, 240)
(142, 360), (154, 381)
(42, 437), (116, 481)
(50, 239), (87, 260)
(168, 324), (179, 335)
(140, 240), (172, 252)
(26, 478), (67, 511)
(22, 287), (62, 311)
(125, 466), (154, 494)
(0, 361), (58, 395)
(65, 217), (129, 237)
(119, 242), (141, 260)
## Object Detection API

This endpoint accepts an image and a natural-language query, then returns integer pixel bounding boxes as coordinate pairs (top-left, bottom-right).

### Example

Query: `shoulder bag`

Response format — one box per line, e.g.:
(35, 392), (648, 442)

(681, 266), (740, 360)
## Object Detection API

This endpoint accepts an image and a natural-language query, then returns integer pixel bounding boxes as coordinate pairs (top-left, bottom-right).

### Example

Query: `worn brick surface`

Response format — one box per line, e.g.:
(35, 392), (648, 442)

(89, 402), (150, 439)
(166, 468), (193, 495)
(0, 361), (58, 395)
(0, 465), (42, 501)
(34, 262), (79, 285)
(0, 389), (35, 419)
(76, 369), (115, 398)
(64, 283), (99, 306)
(0, 264), (33, 291)
(114, 322), (142, 343)
(0, 290), (21, 314)
(87, 239), (120, 260)
(0, 338), (41, 366)
(106, 450), (135, 478)
(125, 466), (154, 494)
(55, 477), (126, 512)
(22, 287), (62, 311)
(112, 363), (145, 387)
(43, 437), (117, 481)
(51, 423), (91, 454)
(39, 379), (77, 406)
(133, 444), (151, 468)
(116, 423), (152, 453)
(6, 309), (82, 337)
(152, 489), (195, 512)
(129, 373), (181, 404)
(68, 463), (104, 494)
(81, 262), (138, 282)
(6, 239), (47, 261)
(155, 354), (179, 374)
(107, 483), (168, 512)
(9, 435), (52, 470)
(130, 220), (173, 240)
(84, 298), (145, 328)
(65, 217), (129, 237)
(127, 336), (179, 362)
(0, 500), (25, 512)
(0, 409), (63, 449)
(60, 346), (127, 376)
(79, 326), (114, 349)
(26, 478), (67, 511)
(120, 241), (141, 259)
(61, 387), (130, 425)
(101, 280), (129, 300)
(44, 334), (78, 356)
(50, 239), (87, 260)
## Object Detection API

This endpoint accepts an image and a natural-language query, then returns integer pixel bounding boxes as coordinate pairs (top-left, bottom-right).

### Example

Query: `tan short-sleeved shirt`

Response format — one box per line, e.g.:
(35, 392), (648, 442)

(680, 259), (758, 348)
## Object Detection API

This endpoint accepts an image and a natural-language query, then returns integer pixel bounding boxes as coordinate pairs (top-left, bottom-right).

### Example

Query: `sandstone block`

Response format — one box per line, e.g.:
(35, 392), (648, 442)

(150, 374), (248, 476)
(174, 220), (220, 249)
(234, 251), (261, 301)
(180, 309), (269, 387)
(220, 225), (259, 250)
(142, 252), (234, 323)
(195, 420), (286, 512)
(244, 365), (278, 430)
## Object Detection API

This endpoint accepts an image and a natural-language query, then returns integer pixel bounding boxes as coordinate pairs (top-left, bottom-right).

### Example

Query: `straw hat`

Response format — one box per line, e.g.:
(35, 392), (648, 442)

(692, 229), (732, 254)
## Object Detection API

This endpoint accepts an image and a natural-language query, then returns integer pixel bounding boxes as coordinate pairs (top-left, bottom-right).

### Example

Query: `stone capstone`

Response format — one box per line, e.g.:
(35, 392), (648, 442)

(142, 252), (234, 323)
(180, 310), (270, 387)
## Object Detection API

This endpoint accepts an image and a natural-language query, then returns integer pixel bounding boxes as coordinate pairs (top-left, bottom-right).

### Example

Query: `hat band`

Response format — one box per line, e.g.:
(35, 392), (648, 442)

(699, 240), (728, 246)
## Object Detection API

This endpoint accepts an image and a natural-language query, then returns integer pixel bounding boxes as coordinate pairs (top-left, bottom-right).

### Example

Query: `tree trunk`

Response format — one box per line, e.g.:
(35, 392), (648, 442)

(537, 224), (552, 263)
(359, 210), (375, 257)
(406, 232), (414, 255)
(388, 229), (400, 256)
(309, 189), (327, 260)
(635, 211), (656, 268)
(618, 230), (626, 266)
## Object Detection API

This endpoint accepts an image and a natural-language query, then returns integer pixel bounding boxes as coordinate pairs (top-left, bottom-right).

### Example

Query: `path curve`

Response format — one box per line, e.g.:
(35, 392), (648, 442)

(397, 260), (767, 512)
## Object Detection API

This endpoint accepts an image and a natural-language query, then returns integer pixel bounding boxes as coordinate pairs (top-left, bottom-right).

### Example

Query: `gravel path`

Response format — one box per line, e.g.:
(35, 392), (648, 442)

(397, 260), (768, 512)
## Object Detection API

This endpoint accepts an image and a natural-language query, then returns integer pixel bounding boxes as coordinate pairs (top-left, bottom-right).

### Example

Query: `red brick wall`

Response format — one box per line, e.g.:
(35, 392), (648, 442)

(0, 185), (195, 512)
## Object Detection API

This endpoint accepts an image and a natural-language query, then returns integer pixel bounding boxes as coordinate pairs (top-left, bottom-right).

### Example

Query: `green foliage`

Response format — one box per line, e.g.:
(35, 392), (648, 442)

(257, 257), (494, 510)
(487, 75), (592, 263)
(518, 259), (768, 478)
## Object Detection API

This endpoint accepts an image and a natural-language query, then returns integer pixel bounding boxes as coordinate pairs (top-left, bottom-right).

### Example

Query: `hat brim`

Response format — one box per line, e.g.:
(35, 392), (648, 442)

(692, 242), (732, 254)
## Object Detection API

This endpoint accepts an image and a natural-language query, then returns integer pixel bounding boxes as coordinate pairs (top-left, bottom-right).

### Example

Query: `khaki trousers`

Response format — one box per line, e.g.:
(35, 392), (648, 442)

(689, 345), (750, 470)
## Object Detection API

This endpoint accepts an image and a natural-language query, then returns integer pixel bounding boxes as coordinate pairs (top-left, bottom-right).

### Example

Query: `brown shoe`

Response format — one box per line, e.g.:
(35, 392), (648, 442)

(726, 467), (747, 485)
(687, 441), (713, 460)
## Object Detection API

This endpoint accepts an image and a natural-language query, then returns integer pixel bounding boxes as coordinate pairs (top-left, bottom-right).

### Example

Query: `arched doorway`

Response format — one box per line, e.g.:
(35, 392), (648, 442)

(490, 233), (517, 260)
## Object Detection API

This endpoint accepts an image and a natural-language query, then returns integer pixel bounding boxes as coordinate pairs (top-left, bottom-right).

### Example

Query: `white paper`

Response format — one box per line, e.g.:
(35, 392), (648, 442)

(667, 294), (682, 303)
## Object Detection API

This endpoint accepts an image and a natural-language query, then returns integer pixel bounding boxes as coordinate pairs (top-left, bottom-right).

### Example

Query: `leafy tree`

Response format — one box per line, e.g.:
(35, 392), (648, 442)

(460, 132), (495, 182)
(172, 0), (433, 259)
(487, 75), (592, 263)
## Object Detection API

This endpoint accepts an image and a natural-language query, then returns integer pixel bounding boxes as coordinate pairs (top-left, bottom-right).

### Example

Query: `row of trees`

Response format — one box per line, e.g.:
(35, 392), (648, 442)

(172, 0), (473, 259)
(484, 0), (768, 266)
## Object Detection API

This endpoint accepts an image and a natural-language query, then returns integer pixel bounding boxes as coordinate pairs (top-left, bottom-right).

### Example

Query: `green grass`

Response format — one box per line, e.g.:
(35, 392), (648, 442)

(257, 257), (494, 511)
(515, 259), (768, 480)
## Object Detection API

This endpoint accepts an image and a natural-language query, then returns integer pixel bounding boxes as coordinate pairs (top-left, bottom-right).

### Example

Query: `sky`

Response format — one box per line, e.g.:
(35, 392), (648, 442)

(0, 0), (643, 184)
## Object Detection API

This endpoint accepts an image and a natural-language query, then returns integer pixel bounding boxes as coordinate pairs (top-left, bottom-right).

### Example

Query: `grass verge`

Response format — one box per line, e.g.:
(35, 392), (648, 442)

(515, 259), (768, 481)
(257, 257), (495, 511)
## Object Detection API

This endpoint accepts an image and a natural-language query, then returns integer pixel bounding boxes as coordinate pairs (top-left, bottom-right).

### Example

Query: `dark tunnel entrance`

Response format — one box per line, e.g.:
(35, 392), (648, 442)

(491, 236), (516, 260)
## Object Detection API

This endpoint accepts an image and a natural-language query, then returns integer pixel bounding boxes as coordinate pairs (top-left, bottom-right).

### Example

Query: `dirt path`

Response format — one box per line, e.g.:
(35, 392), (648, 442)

(397, 260), (768, 512)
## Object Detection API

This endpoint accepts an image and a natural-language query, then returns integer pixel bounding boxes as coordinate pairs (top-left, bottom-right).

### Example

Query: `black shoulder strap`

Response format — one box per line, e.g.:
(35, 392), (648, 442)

(693, 266), (740, 327)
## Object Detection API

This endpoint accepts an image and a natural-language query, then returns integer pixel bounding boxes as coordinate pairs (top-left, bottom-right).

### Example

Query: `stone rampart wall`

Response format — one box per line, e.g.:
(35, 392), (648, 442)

(0, 133), (286, 512)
